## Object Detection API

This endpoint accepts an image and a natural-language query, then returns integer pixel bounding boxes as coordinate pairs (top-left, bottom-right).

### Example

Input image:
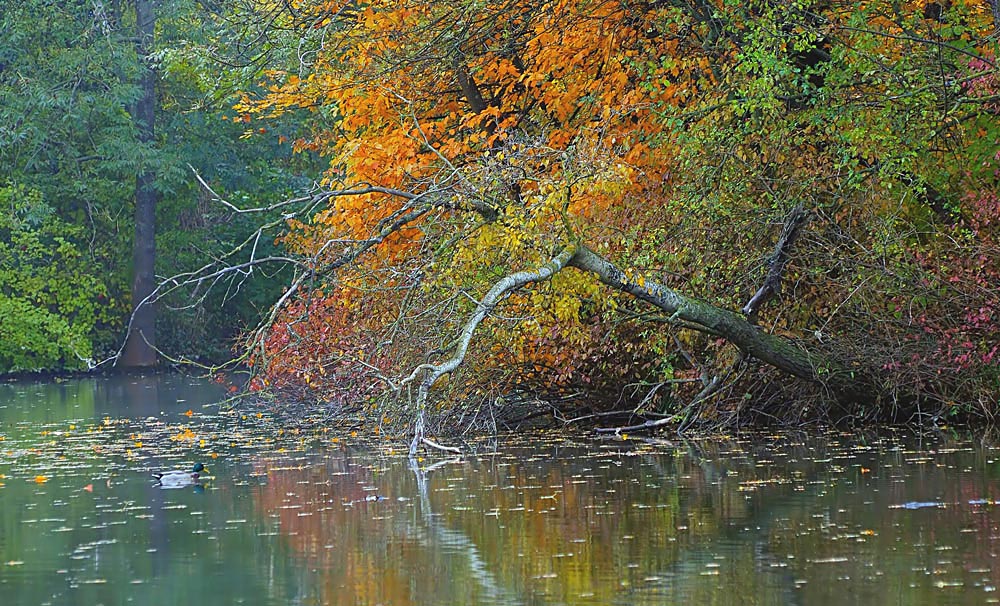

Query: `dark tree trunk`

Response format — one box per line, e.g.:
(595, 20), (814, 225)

(120, 0), (158, 368)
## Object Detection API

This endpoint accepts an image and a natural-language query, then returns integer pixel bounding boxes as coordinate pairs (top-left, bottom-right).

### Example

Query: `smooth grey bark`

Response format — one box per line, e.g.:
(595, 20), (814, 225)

(121, 0), (158, 367)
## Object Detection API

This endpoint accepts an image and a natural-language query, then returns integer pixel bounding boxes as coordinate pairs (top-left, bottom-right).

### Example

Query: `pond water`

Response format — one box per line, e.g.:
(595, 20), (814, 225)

(1, 375), (1000, 605)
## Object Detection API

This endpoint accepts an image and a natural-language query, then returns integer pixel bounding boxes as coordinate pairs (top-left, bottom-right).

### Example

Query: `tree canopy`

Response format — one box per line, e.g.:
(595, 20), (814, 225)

(208, 0), (1000, 447)
(0, 0), (320, 372)
(4, 0), (998, 445)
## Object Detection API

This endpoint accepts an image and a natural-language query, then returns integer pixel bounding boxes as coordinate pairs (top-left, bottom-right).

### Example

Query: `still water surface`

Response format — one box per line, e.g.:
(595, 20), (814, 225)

(1, 375), (1000, 605)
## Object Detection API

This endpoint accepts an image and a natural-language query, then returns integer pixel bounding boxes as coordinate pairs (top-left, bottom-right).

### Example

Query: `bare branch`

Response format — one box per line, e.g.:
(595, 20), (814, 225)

(189, 164), (309, 214)
(421, 437), (462, 454)
(405, 244), (578, 456)
(743, 204), (810, 322)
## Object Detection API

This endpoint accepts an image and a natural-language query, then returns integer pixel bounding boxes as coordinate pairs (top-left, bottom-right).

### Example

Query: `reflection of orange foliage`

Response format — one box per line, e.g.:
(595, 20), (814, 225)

(246, 435), (1000, 603)
(252, 455), (421, 606)
(250, 446), (765, 604)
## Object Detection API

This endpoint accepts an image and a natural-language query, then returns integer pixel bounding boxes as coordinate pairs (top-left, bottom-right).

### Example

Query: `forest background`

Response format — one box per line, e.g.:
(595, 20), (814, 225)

(2, 0), (999, 443)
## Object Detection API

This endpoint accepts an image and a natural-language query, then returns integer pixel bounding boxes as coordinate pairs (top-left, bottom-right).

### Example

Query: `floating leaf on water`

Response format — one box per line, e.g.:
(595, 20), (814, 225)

(892, 501), (945, 510)
(934, 581), (964, 588)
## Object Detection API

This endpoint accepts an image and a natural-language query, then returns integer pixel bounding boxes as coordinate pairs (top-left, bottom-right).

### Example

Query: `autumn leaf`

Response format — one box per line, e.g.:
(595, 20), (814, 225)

(171, 428), (197, 442)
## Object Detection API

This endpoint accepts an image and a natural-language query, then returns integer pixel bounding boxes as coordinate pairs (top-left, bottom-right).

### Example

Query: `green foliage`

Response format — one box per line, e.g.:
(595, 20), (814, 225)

(0, 0), (141, 366)
(0, 295), (89, 372)
(0, 0), (322, 370)
(0, 1), (141, 202)
(0, 184), (119, 372)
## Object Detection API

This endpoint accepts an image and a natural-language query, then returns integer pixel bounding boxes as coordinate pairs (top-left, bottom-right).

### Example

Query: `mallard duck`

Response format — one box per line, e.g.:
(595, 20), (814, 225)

(152, 462), (206, 488)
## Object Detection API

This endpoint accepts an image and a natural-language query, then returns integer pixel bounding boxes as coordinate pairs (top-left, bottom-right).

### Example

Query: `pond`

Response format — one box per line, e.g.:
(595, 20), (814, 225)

(1, 375), (999, 605)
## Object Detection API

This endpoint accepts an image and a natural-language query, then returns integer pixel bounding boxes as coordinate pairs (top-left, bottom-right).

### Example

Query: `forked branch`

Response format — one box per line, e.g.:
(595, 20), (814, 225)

(404, 244), (578, 456)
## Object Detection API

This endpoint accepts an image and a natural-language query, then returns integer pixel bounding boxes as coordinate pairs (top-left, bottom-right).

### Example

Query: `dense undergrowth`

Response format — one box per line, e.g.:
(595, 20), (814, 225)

(227, 1), (999, 436)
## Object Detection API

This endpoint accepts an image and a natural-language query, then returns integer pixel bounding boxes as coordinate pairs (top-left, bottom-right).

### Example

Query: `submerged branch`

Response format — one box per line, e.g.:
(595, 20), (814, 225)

(422, 437), (462, 454)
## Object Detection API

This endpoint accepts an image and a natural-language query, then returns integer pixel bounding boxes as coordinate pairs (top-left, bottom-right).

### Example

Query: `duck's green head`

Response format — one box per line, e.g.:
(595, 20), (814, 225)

(192, 462), (206, 473)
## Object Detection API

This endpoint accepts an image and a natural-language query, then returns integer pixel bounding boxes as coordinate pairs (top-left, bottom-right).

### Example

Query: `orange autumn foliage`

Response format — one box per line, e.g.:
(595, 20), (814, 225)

(238, 0), (1000, 418)
(239, 0), (711, 400)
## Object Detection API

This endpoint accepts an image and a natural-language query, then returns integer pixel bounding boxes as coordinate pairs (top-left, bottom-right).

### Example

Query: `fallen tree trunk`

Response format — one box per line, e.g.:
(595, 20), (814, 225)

(405, 241), (877, 455)
(568, 245), (874, 406)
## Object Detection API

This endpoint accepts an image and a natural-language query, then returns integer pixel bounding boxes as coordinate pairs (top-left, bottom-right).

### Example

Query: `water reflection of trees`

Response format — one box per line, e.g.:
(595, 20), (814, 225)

(249, 439), (794, 604)
(250, 433), (1000, 605)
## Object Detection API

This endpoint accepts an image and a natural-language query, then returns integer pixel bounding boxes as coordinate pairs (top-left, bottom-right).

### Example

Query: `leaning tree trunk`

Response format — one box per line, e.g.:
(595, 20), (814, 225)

(568, 245), (874, 406)
(404, 242), (878, 456)
(120, 0), (158, 368)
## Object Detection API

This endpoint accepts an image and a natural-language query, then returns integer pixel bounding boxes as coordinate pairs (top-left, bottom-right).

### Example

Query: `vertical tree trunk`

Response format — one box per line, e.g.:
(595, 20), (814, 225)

(120, 0), (158, 368)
